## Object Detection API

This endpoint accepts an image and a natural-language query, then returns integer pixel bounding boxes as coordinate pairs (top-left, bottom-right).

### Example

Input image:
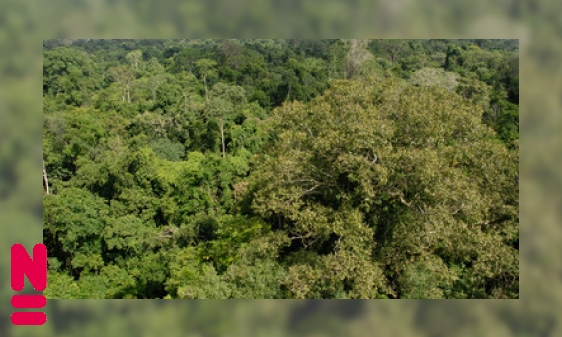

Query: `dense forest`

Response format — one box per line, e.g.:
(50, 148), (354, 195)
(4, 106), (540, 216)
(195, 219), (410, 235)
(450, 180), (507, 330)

(42, 39), (519, 299)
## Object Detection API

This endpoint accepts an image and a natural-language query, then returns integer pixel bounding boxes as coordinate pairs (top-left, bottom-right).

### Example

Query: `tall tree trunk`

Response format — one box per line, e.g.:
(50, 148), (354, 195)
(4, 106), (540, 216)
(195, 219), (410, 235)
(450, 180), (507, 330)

(43, 160), (49, 195)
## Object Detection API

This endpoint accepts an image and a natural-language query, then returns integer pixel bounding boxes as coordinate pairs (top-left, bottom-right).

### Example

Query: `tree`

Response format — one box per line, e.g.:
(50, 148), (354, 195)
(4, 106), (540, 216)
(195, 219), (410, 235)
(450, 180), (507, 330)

(327, 40), (346, 80)
(207, 83), (247, 158)
(126, 50), (143, 71)
(196, 58), (217, 102)
(250, 79), (518, 298)
(43, 47), (101, 107)
(343, 39), (373, 79)
(109, 65), (136, 103)
(410, 67), (459, 92)
(219, 40), (244, 69)
(43, 188), (109, 279)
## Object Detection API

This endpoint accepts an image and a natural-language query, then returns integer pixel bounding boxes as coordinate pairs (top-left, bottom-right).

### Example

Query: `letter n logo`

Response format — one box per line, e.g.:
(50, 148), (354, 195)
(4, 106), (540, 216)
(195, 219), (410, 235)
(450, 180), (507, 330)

(10, 243), (48, 326)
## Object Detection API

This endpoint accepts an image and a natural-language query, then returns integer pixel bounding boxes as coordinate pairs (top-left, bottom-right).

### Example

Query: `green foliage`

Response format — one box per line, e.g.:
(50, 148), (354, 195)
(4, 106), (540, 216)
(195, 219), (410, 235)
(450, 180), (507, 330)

(410, 67), (459, 92)
(251, 79), (517, 299)
(43, 39), (518, 299)
(150, 138), (185, 161)
(43, 47), (102, 107)
(43, 188), (108, 275)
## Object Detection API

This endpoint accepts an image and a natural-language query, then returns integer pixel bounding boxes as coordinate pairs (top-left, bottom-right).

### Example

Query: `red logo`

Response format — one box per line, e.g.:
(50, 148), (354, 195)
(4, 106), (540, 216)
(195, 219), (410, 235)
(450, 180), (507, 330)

(10, 243), (48, 325)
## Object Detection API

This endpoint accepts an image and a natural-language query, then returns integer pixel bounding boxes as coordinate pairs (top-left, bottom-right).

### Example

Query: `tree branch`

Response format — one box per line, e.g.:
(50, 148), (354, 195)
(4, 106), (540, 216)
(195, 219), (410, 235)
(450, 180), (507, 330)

(43, 160), (49, 195)
(389, 191), (412, 207)
(371, 149), (378, 165)
(302, 184), (321, 195)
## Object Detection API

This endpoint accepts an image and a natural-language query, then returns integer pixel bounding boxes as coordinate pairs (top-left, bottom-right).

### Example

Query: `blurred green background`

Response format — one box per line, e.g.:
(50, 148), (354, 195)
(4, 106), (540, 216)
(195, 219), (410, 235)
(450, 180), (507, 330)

(0, 0), (557, 336)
